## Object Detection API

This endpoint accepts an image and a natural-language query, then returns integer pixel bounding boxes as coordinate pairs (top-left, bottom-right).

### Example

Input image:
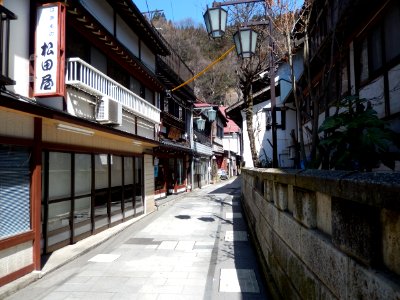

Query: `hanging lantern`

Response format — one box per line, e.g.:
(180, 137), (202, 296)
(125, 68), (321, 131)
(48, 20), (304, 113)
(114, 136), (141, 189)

(207, 108), (216, 121)
(196, 118), (206, 131)
(233, 27), (258, 58)
(203, 6), (228, 38)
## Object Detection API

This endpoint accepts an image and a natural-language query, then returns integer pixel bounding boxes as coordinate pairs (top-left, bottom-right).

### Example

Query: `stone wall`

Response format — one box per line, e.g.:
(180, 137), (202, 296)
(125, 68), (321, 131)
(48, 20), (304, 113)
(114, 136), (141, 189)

(241, 168), (400, 299)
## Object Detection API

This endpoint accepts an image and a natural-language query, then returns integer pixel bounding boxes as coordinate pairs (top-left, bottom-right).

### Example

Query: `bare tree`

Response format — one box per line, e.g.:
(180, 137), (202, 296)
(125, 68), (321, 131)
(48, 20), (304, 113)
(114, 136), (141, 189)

(229, 2), (271, 167)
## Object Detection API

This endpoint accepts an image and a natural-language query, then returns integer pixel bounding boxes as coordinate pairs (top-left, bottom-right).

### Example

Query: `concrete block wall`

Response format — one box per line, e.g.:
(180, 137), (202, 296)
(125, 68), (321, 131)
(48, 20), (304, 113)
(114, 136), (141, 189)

(242, 168), (400, 299)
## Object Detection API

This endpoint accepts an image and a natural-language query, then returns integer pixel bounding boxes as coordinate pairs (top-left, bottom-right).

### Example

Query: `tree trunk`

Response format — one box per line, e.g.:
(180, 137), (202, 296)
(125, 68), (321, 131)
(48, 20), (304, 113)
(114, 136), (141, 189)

(286, 33), (307, 167)
(244, 88), (259, 167)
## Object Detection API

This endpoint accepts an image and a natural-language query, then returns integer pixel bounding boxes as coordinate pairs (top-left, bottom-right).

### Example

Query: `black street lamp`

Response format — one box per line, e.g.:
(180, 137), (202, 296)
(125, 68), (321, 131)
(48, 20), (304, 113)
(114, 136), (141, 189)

(203, 6), (228, 38)
(203, 0), (278, 167)
(233, 27), (258, 58)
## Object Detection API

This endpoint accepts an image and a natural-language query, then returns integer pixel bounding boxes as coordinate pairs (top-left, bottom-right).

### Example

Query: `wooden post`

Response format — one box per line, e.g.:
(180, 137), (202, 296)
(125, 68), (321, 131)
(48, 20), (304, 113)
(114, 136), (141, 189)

(31, 118), (42, 270)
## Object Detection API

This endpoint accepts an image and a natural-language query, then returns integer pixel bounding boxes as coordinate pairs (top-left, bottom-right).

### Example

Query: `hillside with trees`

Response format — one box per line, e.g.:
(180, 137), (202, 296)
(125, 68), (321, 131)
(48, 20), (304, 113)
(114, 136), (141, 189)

(149, 13), (241, 105)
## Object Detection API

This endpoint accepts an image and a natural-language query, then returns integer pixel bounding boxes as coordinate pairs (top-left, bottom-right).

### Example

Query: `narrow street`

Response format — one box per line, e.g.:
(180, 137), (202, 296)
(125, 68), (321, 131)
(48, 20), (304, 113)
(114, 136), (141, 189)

(6, 178), (269, 300)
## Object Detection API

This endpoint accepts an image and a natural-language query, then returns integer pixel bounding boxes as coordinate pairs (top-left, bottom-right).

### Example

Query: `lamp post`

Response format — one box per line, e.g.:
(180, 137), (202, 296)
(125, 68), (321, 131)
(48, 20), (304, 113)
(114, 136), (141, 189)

(204, 0), (278, 168)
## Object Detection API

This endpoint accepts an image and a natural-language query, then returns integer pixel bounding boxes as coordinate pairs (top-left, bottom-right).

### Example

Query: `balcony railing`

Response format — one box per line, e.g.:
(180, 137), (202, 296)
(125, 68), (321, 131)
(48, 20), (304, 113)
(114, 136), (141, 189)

(65, 58), (160, 124)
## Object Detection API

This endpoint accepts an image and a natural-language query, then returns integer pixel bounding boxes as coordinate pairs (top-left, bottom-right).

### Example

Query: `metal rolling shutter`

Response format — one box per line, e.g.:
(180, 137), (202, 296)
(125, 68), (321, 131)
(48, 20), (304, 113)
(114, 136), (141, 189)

(0, 145), (31, 238)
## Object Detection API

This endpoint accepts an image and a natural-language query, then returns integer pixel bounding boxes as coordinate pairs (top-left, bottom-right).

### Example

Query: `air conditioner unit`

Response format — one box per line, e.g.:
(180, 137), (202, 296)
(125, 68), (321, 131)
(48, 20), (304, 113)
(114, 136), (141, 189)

(96, 96), (122, 125)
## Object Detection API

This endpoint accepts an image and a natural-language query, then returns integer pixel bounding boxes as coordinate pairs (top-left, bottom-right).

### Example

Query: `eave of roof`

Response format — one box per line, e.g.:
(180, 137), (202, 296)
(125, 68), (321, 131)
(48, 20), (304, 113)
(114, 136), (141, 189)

(106, 0), (170, 56)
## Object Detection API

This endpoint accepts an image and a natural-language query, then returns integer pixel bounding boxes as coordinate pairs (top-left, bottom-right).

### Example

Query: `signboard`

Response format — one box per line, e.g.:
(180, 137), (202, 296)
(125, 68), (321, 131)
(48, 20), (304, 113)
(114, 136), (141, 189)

(34, 3), (65, 97)
(168, 127), (181, 140)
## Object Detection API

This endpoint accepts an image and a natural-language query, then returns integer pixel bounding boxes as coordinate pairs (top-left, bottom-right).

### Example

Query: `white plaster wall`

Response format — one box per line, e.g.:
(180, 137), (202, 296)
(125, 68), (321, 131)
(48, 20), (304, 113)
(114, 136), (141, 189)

(278, 53), (304, 104)
(0, 109), (34, 139)
(359, 76), (385, 118)
(389, 64), (400, 115)
(140, 42), (156, 72)
(5, 0), (30, 97)
(116, 15), (139, 57)
(80, 0), (113, 34)
(241, 98), (297, 168)
(223, 136), (239, 154)
(0, 241), (33, 278)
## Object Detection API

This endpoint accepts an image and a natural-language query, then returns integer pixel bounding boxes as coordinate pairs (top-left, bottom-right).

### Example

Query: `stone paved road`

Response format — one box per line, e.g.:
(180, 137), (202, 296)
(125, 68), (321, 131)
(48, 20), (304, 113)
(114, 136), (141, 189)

(6, 177), (269, 300)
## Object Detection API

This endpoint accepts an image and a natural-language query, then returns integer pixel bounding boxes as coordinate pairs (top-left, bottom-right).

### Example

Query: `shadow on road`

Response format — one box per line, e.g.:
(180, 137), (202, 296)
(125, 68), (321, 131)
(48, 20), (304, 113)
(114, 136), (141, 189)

(204, 176), (269, 299)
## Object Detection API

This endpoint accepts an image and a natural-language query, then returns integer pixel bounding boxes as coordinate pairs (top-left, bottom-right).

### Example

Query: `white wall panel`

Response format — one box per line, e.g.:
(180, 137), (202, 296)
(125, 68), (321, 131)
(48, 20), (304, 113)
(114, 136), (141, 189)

(5, 0), (30, 97)
(80, 0), (114, 34)
(140, 42), (156, 72)
(116, 15), (139, 57)
(389, 64), (400, 115)
(359, 76), (385, 118)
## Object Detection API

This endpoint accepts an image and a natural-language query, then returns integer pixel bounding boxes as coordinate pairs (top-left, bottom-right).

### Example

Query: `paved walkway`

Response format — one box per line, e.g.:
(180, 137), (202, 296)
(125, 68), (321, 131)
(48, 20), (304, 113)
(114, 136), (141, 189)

(5, 177), (268, 300)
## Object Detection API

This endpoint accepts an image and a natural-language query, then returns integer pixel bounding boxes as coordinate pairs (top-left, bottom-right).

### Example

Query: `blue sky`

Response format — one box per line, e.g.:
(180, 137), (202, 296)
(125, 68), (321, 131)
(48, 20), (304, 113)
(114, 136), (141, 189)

(134, 0), (209, 26)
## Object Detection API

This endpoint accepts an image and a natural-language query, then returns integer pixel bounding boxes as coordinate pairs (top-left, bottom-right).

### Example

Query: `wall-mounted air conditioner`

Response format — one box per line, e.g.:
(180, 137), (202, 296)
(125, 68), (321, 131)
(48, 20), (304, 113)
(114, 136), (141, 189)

(96, 96), (122, 125)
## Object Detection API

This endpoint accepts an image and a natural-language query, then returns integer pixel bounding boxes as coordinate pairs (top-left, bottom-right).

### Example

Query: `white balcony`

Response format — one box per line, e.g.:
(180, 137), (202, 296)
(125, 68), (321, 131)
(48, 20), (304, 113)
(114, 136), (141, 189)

(65, 57), (160, 124)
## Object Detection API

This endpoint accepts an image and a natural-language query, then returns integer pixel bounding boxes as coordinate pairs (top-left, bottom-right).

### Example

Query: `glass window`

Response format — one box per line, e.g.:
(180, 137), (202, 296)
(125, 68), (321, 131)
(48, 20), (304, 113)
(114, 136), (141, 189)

(75, 154), (91, 197)
(135, 157), (143, 214)
(0, 145), (31, 238)
(95, 154), (108, 189)
(358, 38), (369, 83)
(177, 158), (184, 185)
(111, 155), (122, 187)
(168, 158), (175, 188)
(94, 154), (109, 221)
(110, 155), (122, 214)
(48, 200), (71, 232)
(74, 197), (91, 226)
(341, 62), (349, 95)
(74, 154), (92, 236)
(369, 26), (383, 73)
(49, 152), (71, 199)
(155, 158), (165, 191)
(130, 76), (141, 95)
(108, 59), (129, 88)
(124, 157), (134, 186)
(124, 157), (134, 215)
(145, 87), (154, 105)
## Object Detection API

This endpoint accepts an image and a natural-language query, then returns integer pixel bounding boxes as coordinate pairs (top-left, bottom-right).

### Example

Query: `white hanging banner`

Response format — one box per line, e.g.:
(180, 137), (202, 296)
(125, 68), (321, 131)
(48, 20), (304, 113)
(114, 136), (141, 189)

(34, 3), (65, 97)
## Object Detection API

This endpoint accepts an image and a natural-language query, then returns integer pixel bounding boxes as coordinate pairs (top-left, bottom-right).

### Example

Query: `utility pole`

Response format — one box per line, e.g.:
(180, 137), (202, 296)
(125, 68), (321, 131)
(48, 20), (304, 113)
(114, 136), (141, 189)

(267, 3), (278, 167)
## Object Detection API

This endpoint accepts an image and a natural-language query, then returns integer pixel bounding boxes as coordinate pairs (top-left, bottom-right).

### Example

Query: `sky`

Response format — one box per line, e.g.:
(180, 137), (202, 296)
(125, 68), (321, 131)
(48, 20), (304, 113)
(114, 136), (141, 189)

(133, 0), (209, 26)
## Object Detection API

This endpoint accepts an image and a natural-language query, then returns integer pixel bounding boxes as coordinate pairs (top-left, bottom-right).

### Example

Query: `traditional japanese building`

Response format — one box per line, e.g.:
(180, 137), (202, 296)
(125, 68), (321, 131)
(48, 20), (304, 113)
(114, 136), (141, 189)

(0, 0), (170, 286)
(153, 31), (195, 199)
